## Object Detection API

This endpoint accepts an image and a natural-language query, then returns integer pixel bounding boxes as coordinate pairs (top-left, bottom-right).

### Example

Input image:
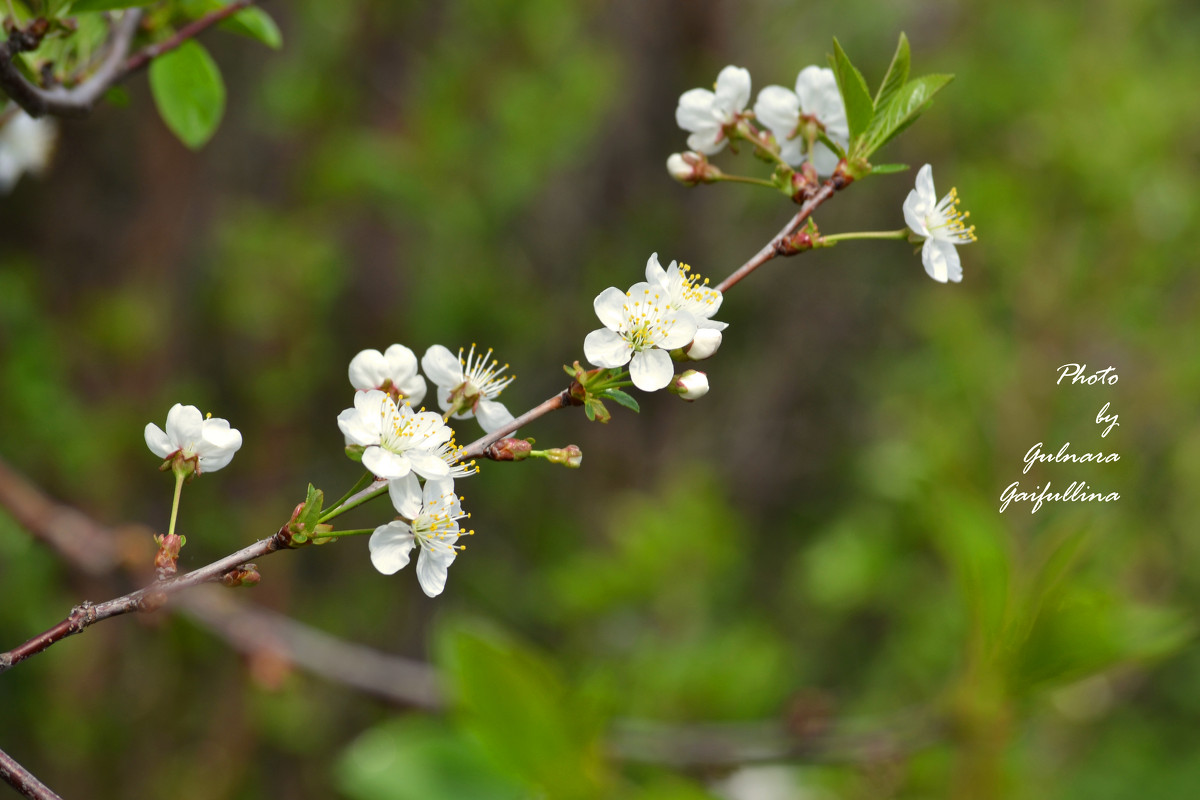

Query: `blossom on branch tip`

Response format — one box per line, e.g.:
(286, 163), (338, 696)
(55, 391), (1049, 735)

(348, 344), (427, 407)
(421, 344), (516, 434)
(144, 404), (242, 475)
(903, 164), (976, 283)
(675, 66), (751, 156)
(337, 389), (464, 481)
(583, 281), (698, 392)
(752, 66), (848, 176)
(0, 109), (57, 193)
(369, 476), (472, 597)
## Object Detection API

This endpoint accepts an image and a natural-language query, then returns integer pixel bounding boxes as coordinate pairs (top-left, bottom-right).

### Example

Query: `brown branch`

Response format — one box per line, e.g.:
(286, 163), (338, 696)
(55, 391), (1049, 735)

(0, 745), (63, 800)
(0, 1), (253, 119)
(714, 176), (842, 294)
(0, 11), (143, 119)
(121, 0), (252, 76)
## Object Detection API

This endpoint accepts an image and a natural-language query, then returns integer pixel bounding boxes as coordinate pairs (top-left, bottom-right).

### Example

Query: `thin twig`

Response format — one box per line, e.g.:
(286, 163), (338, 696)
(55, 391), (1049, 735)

(0, 1), (254, 119)
(0, 745), (63, 800)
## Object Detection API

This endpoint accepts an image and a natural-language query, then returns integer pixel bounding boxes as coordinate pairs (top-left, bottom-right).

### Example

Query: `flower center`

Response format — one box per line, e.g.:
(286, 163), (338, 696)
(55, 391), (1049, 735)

(622, 288), (676, 352)
(926, 188), (977, 244)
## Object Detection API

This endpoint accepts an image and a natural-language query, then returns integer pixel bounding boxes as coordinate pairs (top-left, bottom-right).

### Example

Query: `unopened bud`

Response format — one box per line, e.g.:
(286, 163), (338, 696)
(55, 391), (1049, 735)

(666, 151), (722, 185)
(685, 328), (723, 361)
(669, 370), (709, 401)
(222, 564), (261, 588)
(153, 533), (186, 579)
(486, 437), (534, 461)
(546, 444), (583, 468)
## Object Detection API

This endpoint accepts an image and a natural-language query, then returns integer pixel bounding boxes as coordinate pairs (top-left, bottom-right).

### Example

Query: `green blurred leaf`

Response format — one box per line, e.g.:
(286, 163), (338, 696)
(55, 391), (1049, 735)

(862, 74), (954, 155)
(874, 32), (911, 109)
(70, 0), (157, 10)
(601, 388), (639, 413)
(436, 621), (608, 800)
(869, 162), (910, 175)
(829, 38), (873, 140)
(932, 496), (1012, 654)
(337, 717), (526, 800)
(149, 41), (226, 149)
(220, 6), (283, 50)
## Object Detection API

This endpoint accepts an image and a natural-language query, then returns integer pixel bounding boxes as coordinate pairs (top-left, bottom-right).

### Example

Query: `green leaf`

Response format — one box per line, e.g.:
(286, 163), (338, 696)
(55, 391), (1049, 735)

(436, 622), (608, 799)
(862, 74), (954, 155)
(220, 7), (283, 50)
(600, 388), (639, 413)
(874, 32), (911, 109)
(70, 0), (158, 10)
(829, 38), (874, 141)
(149, 41), (226, 150)
(869, 162), (910, 175)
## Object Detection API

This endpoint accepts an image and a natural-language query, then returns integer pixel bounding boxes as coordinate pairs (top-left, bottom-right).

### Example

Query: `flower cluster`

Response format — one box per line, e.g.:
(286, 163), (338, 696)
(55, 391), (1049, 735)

(337, 341), (516, 595)
(0, 109), (57, 194)
(673, 64), (848, 176)
(584, 254), (723, 393)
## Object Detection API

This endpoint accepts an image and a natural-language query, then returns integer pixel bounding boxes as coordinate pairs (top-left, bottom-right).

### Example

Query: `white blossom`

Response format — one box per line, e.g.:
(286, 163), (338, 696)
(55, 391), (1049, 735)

(421, 344), (516, 434)
(145, 404), (242, 474)
(753, 66), (848, 175)
(644, 253), (727, 331)
(684, 328), (723, 361)
(369, 476), (471, 597)
(583, 280), (698, 392)
(903, 164), (976, 283)
(337, 389), (465, 481)
(675, 66), (751, 156)
(0, 109), (57, 193)
(348, 344), (427, 407)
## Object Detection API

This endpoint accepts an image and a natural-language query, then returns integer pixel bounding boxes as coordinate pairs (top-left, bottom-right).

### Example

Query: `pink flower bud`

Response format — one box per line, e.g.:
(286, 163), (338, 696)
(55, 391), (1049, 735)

(670, 370), (709, 401)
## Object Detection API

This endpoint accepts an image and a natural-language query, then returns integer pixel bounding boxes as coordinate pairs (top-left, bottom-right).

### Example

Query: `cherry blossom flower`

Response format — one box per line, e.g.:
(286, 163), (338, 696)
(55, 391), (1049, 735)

(675, 66), (751, 156)
(644, 253), (727, 331)
(337, 389), (458, 480)
(369, 476), (471, 597)
(0, 109), (57, 193)
(145, 404), (242, 474)
(903, 164), (976, 283)
(584, 281), (698, 392)
(347, 344), (427, 407)
(421, 344), (516, 434)
(752, 66), (848, 175)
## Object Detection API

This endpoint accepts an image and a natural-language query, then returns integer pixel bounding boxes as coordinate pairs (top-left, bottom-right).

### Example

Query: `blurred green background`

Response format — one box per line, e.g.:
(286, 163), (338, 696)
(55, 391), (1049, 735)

(2, 0), (1199, 798)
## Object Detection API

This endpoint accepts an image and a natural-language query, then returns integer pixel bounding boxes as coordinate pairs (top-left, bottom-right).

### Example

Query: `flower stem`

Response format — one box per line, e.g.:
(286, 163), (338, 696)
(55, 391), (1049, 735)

(166, 470), (185, 540)
(714, 174), (778, 189)
(318, 480), (388, 524)
(326, 471), (374, 515)
(820, 229), (909, 244)
(317, 528), (377, 539)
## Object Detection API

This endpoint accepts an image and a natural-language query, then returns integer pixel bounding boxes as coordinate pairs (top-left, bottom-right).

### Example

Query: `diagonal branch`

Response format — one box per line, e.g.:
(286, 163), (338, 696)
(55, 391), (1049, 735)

(0, 745), (63, 800)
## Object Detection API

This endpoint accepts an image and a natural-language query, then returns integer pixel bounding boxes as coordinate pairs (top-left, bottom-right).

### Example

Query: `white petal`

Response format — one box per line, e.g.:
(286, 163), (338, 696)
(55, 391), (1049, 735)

(714, 66), (751, 115)
(584, 328), (633, 368)
(753, 85), (800, 137)
(675, 88), (716, 132)
(407, 449), (451, 480)
(922, 239), (963, 283)
(686, 129), (725, 156)
(368, 523), (415, 575)
(421, 345), (465, 389)
(388, 473), (423, 518)
(593, 286), (628, 331)
(363, 447), (412, 480)
(903, 187), (930, 236)
(383, 344), (419, 381)
(795, 66), (839, 117)
(914, 163), (936, 204)
(811, 142), (841, 177)
(657, 311), (699, 350)
(165, 404), (202, 449)
(394, 374), (428, 407)
(475, 398), (515, 434)
(629, 349), (675, 392)
(144, 424), (174, 458)
(644, 252), (667, 285)
(422, 477), (456, 508)
(347, 348), (388, 391)
(415, 547), (454, 597)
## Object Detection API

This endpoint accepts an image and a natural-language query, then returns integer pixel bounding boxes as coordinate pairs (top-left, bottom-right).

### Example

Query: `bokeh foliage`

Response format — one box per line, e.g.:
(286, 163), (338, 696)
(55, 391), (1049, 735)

(2, 0), (1199, 798)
